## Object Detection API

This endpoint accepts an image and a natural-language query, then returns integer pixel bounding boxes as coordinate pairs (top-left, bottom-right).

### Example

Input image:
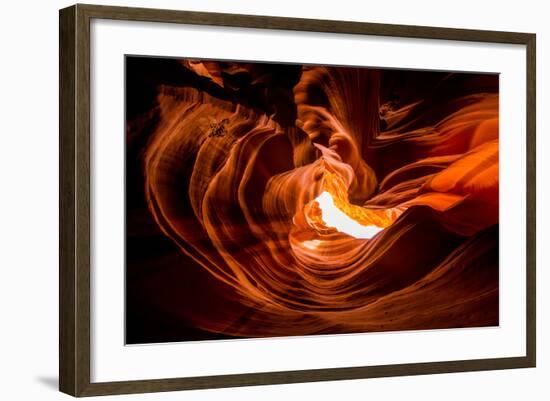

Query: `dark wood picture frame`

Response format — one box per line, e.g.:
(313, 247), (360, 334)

(59, 3), (536, 397)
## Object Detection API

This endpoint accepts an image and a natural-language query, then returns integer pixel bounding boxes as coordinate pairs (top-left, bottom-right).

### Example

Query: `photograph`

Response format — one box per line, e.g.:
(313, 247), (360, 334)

(1, 0), (541, 398)
(125, 57), (500, 344)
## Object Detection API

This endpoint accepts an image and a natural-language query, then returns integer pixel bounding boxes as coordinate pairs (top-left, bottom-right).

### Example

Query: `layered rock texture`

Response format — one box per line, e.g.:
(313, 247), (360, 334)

(126, 58), (499, 342)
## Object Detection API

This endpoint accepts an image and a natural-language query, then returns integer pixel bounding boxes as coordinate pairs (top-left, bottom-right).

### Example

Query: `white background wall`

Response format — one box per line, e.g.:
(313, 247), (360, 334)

(0, 0), (546, 400)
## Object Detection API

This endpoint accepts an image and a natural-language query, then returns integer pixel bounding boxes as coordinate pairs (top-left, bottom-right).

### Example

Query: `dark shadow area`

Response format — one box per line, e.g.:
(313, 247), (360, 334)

(35, 376), (58, 391)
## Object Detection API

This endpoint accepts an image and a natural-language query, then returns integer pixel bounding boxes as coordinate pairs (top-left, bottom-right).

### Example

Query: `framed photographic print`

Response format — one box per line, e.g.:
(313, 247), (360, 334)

(59, 3), (536, 397)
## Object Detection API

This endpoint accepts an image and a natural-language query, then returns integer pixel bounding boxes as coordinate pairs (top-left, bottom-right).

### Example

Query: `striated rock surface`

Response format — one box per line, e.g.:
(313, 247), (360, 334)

(128, 59), (499, 340)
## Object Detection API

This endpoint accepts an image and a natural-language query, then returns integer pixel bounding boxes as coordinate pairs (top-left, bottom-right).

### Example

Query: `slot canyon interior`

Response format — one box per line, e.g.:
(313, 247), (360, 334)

(125, 56), (499, 344)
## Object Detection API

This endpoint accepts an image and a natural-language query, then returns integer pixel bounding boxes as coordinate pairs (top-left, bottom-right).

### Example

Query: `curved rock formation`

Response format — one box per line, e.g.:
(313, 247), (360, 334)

(131, 60), (499, 339)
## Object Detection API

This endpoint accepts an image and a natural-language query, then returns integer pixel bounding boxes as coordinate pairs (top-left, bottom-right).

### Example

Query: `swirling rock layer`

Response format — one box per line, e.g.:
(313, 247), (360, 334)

(126, 58), (499, 341)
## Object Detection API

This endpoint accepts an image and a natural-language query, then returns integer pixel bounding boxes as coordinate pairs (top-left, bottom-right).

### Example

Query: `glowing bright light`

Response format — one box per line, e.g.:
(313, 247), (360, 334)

(315, 191), (384, 239)
(301, 239), (322, 250)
